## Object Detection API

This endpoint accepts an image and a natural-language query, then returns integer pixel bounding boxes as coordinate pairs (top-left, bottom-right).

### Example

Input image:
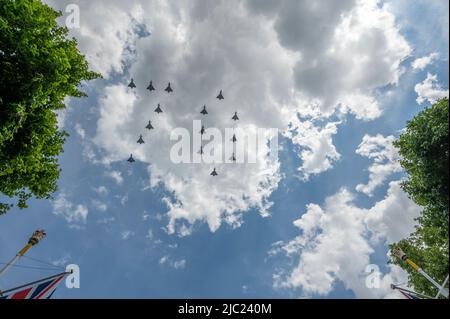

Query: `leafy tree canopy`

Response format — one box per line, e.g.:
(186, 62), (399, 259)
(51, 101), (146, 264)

(0, 0), (101, 214)
(391, 98), (449, 297)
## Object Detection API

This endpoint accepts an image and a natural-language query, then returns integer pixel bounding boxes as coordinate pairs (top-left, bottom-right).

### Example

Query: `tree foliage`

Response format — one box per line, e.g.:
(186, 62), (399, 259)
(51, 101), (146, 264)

(0, 0), (100, 214)
(390, 98), (449, 297)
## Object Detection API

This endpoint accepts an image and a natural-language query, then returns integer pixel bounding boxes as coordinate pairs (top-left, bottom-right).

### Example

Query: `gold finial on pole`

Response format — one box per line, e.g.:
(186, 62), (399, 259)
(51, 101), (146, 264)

(0, 230), (47, 278)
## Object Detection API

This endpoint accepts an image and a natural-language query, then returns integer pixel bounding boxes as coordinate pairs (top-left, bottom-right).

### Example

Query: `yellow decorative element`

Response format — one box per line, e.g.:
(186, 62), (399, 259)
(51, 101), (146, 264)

(18, 243), (32, 257)
(406, 258), (420, 271)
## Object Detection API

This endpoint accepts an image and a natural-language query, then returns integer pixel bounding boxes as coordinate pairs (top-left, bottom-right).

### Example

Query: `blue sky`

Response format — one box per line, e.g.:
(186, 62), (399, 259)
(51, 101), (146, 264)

(0, 0), (448, 298)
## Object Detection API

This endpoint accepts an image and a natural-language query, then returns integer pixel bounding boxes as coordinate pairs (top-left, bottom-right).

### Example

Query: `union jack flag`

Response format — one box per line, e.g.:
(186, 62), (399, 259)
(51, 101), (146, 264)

(0, 272), (67, 299)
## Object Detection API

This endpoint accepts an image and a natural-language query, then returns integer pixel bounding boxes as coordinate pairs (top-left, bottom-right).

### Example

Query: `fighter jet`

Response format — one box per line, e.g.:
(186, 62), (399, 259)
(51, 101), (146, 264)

(200, 125), (206, 135)
(165, 82), (173, 93)
(232, 112), (239, 121)
(154, 104), (163, 114)
(146, 120), (154, 130)
(198, 146), (204, 155)
(128, 78), (136, 89)
(127, 154), (135, 163)
(200, 105), (208, 115)
(137, 135), (145, 144)
(216, 90), (224, 100)
(146, 81), (155, 91)
(231, 134), (237, 143)
(230, 153), (236, 162)
(210, 168), (218, 176)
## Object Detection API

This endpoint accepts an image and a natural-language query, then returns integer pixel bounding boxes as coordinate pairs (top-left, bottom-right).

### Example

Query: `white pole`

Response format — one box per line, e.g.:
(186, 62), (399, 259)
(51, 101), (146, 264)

(0, 254), (22, 278)
(435, 275), (449, 299)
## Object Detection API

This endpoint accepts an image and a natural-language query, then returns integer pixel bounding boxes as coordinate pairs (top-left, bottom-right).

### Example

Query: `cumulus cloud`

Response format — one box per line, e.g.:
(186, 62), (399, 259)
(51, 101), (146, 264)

(365, 182), (421, 244)
(45, 0), (411, 235)
(91, 199), (108, 212)
(255, 0), (411, 119)
(45, 0), (147, 78)
(355, 134), (402, 196)
(415, 73), (449, 105)
(411, 53), (439, 71)
(94, 186), (109, 195)
(272, 181), (420, 298)
(286, 118), (341, 180)
(121, 230), (135, 240)
(106, 170), (124, 185)
(52, 193), (88, 224)
(51, 253), (71, 267)
(159, 255), (186, 269)
(74, 123), (86, 140)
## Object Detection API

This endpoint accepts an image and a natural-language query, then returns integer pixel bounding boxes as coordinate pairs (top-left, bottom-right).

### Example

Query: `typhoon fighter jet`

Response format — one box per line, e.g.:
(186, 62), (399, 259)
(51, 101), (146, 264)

(128, 78), (136, 89)
(145, 120), (154, 130)
(230, 153), (236, 162)
(231, 134), (237, 143)
(127, 154), (135, 163)
(146, 81), (155, 91)
(154, 104), (163, 114)
(199, 146), (204, 155)
(210, 168), (218, 176)
(137, 135), (145, 144)
(216, 90), (224, 100)
(232, 112), (239, 121)
(200, 105), (208, 115)
(200, 125), (206, 135)
(165, 82), (173, 93)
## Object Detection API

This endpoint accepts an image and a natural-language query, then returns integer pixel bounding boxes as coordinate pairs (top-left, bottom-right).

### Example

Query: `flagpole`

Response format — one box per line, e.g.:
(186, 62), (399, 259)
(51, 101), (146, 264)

(392, 248), (449, 298)
(0, 230), (46, 279)
(435, 275), (449, 299)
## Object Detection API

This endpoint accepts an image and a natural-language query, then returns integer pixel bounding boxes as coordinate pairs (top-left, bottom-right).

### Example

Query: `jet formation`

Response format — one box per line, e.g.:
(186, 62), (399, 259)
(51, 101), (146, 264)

(127, 79), (232, 176)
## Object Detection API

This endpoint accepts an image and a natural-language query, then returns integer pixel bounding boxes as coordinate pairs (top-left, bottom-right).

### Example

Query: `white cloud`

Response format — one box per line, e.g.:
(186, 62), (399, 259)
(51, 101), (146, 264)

(55, 97), (71, 129)
(94, 186), (109, 195)
(51, 253), (71, 267)
(284, 0), (410, 119)
(46, 0), (411, 235)
(52, 193), (88, 224)
(415, 73), (449, 105)
(411, 53), (439, 71)
(173, 259), (186, 269)
(355, 134), (402, 196)
(159, 255), (169, 265)
(106, 170), (124, 185)
(45, 0), (146, 78)
(286, 119), (341, 180)
(91, 199), (108, 212)
(121, 230), (135, 240)
(365, 182), (421, 244)
(74, 123), (86, 139)
(159, 255), (186, 269)
(272, 181), (420, 298)
(120, 193), (128, 206)
(142, 211), (150, 221)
